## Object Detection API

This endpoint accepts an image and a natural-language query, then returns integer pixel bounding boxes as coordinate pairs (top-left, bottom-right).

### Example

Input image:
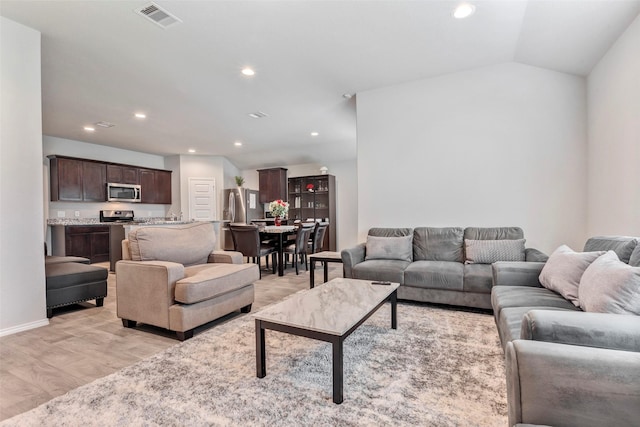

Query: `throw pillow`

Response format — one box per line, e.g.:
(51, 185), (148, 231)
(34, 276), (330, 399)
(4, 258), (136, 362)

(538, 245), (606, 307)
(629, 244), (640, 267)
(464, 239), (525, 264)
(365, 235), (413, 262)
(579, 250), (640, 315)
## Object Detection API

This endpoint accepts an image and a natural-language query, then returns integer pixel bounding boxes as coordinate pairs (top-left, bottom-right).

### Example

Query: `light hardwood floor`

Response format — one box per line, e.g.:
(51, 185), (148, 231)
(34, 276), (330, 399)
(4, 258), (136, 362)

(0, 260), (343, 421)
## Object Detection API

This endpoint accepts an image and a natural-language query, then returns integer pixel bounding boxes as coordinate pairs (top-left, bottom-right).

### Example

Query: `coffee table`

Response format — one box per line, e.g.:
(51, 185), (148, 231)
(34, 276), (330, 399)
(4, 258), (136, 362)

(254, 278), (399, 404)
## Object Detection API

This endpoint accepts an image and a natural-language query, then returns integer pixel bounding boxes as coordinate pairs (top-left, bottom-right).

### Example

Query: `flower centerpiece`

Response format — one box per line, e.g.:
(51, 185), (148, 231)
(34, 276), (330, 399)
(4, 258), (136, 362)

(306, 183), (315, 192)
(269, 199), (289, 226)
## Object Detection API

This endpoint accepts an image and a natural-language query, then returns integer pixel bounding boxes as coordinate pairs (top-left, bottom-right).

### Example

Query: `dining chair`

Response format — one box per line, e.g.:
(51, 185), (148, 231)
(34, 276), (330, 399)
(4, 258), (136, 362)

(229, 224), (277, 278)
(283, 223), (314, 274)
(310, 222), (329, 254)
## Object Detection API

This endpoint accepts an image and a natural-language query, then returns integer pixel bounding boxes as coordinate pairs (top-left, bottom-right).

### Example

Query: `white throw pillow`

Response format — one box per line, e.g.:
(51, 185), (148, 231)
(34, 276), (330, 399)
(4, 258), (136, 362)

(538, 245), (606, 307)
(579, 250), (640, 315)
(464, 239), (525, 264)
(365, 235), (413, 262)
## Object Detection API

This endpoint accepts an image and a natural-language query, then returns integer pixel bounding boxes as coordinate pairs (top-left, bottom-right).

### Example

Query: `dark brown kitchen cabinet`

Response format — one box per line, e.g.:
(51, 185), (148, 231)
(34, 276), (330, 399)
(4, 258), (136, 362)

(140, 169), (172, 204)
(258, 168), (287, 203)
(49, 156), (106, 202)
(64, 225), (110, 263)
(106, 164), (139, 184)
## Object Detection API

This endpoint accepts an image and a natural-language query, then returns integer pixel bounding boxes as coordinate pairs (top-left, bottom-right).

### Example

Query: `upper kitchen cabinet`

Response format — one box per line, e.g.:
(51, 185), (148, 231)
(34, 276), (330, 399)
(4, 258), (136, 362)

(140, 169), (172, 204)
(106, 164), (139, 184)
(49, 156), (106, 202)
(258, 167), (287, 203)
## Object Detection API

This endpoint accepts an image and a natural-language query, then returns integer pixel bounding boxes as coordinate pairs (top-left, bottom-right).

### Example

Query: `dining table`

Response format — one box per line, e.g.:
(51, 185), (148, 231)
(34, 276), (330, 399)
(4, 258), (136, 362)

(260, 225), (297, 276)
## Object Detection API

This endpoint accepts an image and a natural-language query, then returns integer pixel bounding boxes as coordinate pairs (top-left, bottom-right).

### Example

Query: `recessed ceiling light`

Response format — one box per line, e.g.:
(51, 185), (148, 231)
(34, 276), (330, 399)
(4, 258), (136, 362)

(311, 132), (319, 137)
(453, 3), (476, 19)
(135, 113), (146, 119)
(188, 149), (196, 153)
(241, 67), (255, 76)
(234, 141), (243, 147)
(84, 126), (95, 132)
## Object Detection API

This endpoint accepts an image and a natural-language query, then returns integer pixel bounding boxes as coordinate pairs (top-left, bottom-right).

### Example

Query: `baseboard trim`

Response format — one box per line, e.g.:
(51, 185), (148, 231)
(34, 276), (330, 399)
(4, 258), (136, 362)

(0, 318), (49, 337)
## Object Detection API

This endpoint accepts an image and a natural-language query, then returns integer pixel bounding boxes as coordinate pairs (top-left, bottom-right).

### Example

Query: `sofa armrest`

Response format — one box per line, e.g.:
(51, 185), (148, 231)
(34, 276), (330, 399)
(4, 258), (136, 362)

(208, 250), (243, 264)
(521, 310), (640, 352)
(115, 260), (185, 329)
(506, 340), (640, 427)
(341, 243), (366, 278)
(492, 261), (545, 287)
(525, 248), (548, 262)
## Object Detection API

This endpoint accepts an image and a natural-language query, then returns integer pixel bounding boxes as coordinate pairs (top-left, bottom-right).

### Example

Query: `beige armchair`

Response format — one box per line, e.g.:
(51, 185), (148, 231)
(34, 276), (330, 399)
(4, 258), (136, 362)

(116, 222), (259, 340)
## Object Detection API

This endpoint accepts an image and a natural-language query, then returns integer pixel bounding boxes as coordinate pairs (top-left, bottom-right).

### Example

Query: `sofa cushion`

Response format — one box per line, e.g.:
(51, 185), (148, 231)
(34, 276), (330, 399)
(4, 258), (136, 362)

(352, 259), (410, 284)
(404, 261), (463, 291)
(538, 245), (606, 307)
(579, 251), (640, 315)
(365, 235), (413, 262)
(464, 239), (526, 264)
(175, 263), (259, 304)
(128, 222), (216, 266)
(368, 227), (413, 237)
(413, 227), (464, 262)
(464, 226), (524, 241)
(583, 236), (638, 264)
(630, 244), (640, 267)
(491, 285), (579, 316)
(463, 264), (493, 293)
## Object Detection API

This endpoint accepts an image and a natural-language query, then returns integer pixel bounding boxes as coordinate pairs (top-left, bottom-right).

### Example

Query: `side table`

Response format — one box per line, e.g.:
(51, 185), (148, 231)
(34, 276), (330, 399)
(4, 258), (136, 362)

(309, 251), (344, 288)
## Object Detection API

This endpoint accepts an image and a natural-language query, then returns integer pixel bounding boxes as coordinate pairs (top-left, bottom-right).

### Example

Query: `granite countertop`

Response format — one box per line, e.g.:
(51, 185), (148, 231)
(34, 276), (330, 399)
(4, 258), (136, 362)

(47, 218), (198, 226)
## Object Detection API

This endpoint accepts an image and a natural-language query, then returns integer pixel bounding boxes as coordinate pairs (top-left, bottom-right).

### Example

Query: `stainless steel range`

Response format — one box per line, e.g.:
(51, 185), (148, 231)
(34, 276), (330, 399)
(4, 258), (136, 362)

(100, 210), (135, 223)
(100, 210), (134, 271)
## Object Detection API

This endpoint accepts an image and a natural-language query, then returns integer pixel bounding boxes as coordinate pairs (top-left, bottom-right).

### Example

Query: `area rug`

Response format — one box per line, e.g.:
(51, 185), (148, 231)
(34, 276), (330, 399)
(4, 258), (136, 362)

(1, 302), (507, 426)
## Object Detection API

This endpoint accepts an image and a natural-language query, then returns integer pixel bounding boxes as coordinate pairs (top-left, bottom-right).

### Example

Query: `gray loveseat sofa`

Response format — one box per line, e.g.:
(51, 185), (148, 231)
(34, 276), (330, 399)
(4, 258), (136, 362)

(492, 236), (640, 427)
(342, 226), (547, 309)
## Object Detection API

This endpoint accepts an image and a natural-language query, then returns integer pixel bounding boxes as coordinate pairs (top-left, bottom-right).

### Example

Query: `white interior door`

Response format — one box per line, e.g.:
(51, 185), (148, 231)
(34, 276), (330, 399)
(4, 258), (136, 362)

(188, 178), (216, 221)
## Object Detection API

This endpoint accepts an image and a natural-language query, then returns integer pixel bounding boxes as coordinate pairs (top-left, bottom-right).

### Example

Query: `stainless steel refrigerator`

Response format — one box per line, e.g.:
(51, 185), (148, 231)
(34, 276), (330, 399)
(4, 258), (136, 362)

(221, 188), (263, 249)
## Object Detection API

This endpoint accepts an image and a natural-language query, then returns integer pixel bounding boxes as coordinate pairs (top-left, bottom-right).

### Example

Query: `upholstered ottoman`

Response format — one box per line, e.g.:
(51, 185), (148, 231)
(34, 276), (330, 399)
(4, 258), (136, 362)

(45, 262), (108, 318)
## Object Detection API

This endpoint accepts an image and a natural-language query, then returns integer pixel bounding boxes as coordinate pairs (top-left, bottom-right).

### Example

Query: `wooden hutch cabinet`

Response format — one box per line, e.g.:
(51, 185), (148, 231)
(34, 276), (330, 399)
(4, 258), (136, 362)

(258, 168), (288, 203)
(287, 174), (336, 251)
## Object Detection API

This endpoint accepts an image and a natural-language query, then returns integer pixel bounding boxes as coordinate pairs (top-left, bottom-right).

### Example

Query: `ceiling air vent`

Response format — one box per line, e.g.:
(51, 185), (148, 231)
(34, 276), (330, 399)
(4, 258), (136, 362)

(135, 3), (182, 29)
(248, 111), (269, 119)
(94, 121), (115, 128)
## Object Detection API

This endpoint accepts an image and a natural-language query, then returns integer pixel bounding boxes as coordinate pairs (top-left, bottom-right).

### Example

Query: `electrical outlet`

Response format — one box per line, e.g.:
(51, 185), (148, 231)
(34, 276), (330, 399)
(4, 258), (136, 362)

(74, 211), (80, 217)
(57, 211), (66, 218)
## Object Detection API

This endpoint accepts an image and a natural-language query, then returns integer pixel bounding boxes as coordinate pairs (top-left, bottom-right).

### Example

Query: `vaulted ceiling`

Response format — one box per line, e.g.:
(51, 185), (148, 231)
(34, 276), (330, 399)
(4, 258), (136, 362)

(2, 1), (639, 169)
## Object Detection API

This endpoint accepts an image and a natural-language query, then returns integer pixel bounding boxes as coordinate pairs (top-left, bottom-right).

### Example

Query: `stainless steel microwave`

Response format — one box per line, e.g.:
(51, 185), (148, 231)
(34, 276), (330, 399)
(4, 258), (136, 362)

(107, 183), (141, 202)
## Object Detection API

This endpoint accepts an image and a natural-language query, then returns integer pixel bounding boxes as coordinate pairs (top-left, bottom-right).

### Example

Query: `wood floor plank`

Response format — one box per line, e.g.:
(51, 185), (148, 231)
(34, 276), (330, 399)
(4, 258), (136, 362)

(0, 262), (342, 421)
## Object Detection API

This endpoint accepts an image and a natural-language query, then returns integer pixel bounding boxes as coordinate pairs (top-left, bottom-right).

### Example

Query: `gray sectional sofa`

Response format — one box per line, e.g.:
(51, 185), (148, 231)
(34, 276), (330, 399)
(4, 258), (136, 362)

(492, 236), (640, 427)
(342, 226), (547, 309)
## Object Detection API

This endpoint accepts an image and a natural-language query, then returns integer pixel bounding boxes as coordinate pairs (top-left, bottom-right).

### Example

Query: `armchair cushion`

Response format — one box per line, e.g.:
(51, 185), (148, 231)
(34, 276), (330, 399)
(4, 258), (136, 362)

(208, 250), (243, 264)
(630, 244), (640, 267)
(128, 222), (215, 266)
(538, 245), (605, 307)
(583, 236), (638, 263)
(579, 250), (640, 315)
(175, 263), (259, 304)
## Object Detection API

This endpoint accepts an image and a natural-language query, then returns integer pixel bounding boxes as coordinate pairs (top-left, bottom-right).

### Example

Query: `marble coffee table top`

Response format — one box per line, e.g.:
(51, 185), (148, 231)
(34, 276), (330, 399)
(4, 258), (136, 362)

(254, 278), (399, 336)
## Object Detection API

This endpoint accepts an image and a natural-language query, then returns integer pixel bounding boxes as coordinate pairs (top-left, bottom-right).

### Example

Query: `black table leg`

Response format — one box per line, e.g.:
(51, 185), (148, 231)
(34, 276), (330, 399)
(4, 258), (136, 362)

(256, 320), (266, 378)
(277, 234), (285, 276)
(323, 261), (329, 283)
(310, 259), (316, 288)
(332, 337), (344, 404)
(391, 290), (397, 330)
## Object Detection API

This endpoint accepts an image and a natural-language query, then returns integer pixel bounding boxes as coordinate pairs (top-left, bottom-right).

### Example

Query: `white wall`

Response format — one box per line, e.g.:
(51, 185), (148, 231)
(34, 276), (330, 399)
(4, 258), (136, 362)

(0, 18), (48, 335)
(587, 14), (640, 237)
(357, 62), (588, 253)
